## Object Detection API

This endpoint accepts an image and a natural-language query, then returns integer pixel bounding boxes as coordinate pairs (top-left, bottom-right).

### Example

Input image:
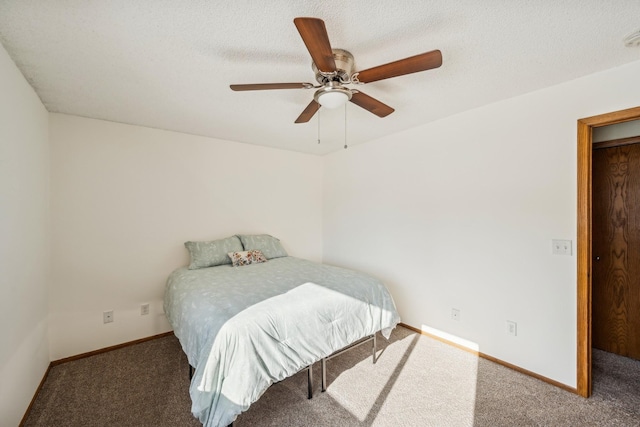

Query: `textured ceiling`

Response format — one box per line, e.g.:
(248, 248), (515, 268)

(1, 1), (639, 155)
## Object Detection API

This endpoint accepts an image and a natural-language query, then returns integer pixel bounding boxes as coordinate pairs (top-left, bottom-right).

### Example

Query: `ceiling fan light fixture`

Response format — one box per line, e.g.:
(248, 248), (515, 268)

(317, 91), (349, 108)
(314, 84), (352, 109)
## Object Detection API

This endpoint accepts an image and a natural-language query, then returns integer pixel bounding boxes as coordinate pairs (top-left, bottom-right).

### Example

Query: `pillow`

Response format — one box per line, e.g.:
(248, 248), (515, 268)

(184, 236), (243, 269)
(228, 250), (268, 267)
(236, 234), (288, 259)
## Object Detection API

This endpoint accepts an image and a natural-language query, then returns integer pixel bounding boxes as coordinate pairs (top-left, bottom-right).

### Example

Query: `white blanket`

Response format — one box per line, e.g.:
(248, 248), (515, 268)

(194, 282), (396, 426)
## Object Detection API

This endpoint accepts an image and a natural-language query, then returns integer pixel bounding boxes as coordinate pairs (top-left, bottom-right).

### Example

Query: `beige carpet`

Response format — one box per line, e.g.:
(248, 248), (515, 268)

(23, 326), (640, 426)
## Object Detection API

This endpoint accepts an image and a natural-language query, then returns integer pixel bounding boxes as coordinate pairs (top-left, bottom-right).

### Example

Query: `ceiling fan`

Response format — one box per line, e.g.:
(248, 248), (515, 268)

(230, 17), (443, 123)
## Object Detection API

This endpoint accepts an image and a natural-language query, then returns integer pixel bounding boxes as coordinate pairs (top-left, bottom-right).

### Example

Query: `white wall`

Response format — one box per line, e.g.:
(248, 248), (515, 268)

(49, 114), (323, 360)
(323, 60), (640, 388)
(0, 45), (50, 424)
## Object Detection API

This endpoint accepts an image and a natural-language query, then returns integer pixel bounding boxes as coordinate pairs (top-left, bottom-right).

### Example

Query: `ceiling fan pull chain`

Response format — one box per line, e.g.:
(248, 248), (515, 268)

(317, 109), (321, 144)
(344, 104), (348, 149)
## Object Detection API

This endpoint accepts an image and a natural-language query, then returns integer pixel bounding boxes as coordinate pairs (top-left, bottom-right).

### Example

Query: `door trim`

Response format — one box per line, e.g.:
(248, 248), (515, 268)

(577, 106), (640, 397)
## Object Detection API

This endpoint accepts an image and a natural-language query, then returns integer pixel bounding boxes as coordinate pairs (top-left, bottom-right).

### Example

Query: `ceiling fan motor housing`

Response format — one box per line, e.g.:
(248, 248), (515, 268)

(312, 49), (355, 84)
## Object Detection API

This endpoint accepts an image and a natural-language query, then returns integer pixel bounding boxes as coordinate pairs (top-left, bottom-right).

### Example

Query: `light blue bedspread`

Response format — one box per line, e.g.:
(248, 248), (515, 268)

(164, 256), (400, 427)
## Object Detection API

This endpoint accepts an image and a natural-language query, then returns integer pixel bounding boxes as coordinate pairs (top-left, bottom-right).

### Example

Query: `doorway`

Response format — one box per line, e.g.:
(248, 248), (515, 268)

(592, 133), (640, 358)
(577, 106), (640, 397)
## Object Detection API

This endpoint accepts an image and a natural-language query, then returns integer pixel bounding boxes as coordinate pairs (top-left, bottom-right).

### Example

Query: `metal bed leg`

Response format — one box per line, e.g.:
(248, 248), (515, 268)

(321, 357), (327, 392)
(373, 333), (377, 364)
(189, 365), (194, 380)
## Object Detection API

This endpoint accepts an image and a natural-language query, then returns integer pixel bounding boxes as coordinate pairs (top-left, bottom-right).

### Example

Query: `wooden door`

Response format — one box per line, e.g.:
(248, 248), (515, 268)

(592, 141), (640, 359)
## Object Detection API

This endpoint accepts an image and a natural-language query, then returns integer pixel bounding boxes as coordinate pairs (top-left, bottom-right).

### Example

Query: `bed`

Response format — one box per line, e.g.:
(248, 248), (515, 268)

(164, 234), (400, 427)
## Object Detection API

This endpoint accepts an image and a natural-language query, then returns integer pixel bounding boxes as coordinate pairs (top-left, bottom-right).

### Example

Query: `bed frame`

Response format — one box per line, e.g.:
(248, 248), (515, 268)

(321, 333), (377, 392)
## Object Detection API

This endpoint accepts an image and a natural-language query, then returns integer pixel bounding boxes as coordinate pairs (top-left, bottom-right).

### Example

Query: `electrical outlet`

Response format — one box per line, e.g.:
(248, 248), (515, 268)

(451, 308), (461, 321)
(103, 310), (114, 324)
(507, 320), (517, 336)
(552, 239), (572, 255)
(141, 303), (150, 316)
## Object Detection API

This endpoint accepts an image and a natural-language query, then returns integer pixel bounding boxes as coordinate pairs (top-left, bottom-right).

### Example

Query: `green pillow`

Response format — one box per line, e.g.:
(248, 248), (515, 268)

(185, 236), (243, 269)
(236, 234), (288, 259)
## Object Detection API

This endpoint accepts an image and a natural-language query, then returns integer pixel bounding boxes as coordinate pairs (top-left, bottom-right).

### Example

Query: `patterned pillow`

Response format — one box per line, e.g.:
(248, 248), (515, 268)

(227, 250), (268, 267)
(236, 234), (288, 259)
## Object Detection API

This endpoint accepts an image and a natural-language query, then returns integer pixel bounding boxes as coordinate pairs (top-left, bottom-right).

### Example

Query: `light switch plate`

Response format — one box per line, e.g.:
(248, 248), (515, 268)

(507, 320), (517, 336)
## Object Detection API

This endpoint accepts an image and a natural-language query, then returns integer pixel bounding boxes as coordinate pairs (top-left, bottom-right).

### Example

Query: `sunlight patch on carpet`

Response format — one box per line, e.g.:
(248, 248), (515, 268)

(324, 330), (479, 426)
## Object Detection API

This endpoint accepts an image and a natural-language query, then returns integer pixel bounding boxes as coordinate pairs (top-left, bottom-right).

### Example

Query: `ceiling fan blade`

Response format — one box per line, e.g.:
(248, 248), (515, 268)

(355, 50), (442, 84)
(295, 100), (321, 123)
(293, 17), (337, 73)
(349, 91), (394, 118)
(230, 83), (313, 91)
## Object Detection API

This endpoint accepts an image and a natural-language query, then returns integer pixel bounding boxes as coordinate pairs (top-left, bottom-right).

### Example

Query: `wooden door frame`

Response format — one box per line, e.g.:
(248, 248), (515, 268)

(577, 106), (640, 397)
